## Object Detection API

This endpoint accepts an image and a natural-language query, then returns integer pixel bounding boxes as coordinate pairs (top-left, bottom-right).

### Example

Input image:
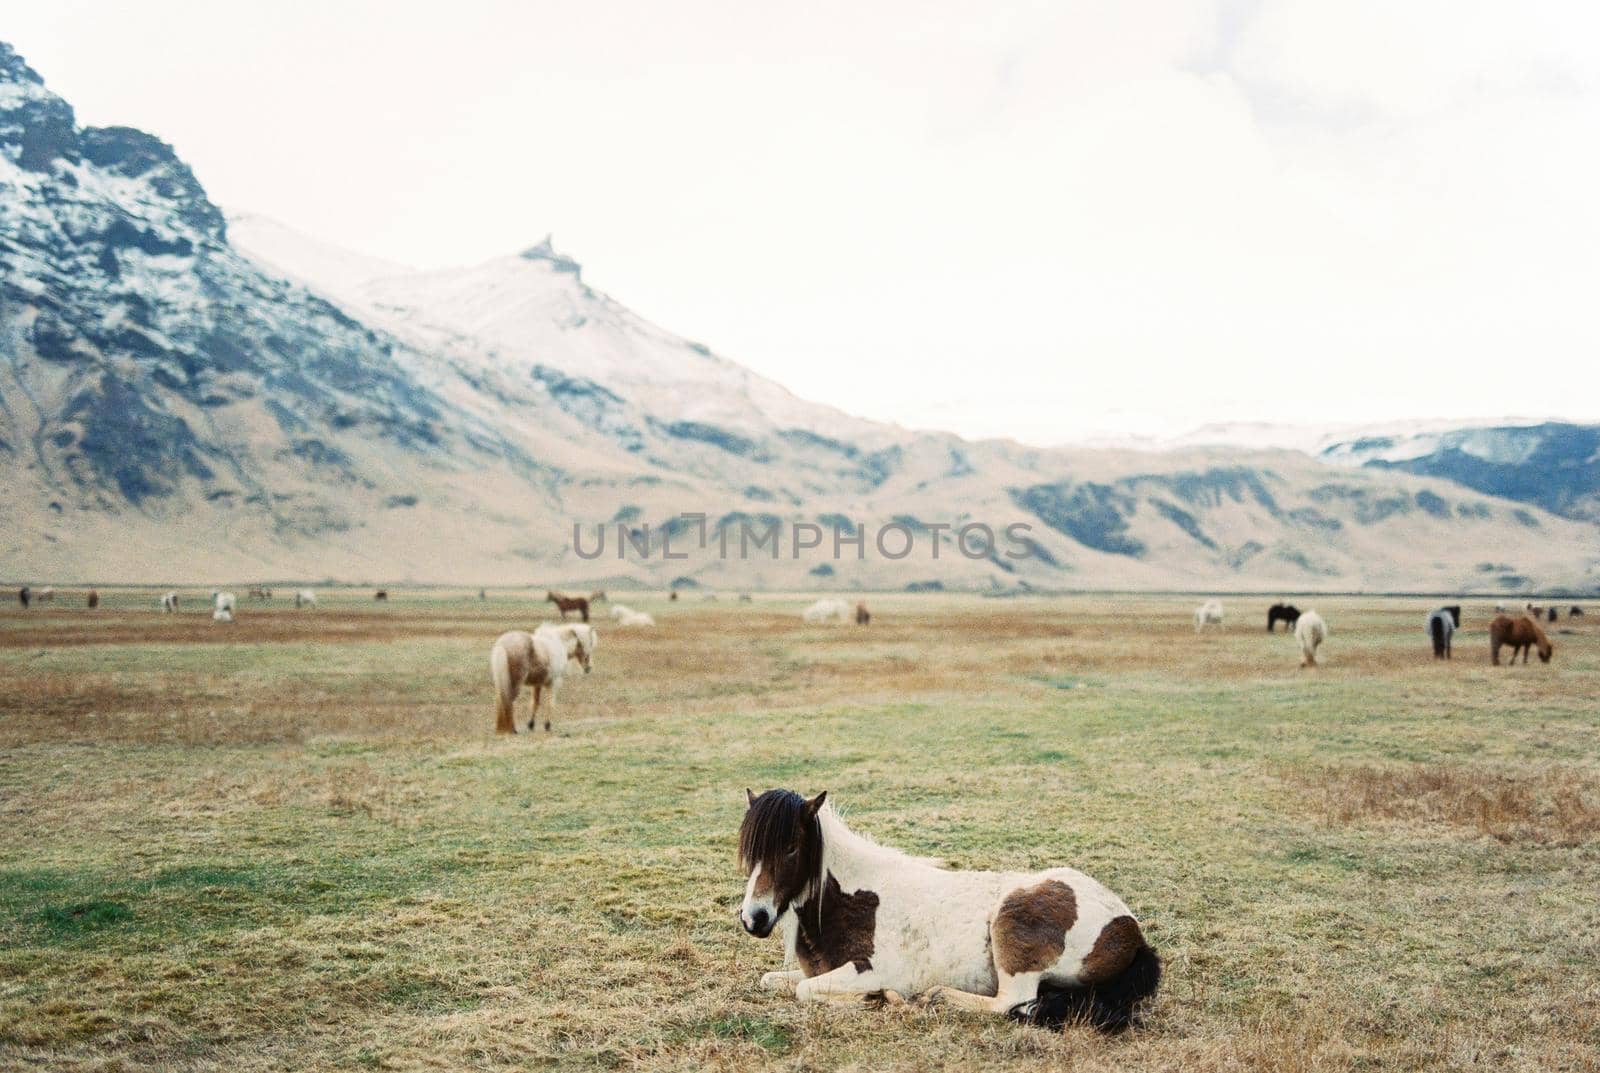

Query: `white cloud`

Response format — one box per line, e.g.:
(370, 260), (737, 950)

(6, 0), (1599, 444)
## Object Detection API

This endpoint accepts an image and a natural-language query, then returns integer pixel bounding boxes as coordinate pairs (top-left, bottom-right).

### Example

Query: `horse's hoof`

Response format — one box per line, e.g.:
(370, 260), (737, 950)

(759, 971), (798, 992)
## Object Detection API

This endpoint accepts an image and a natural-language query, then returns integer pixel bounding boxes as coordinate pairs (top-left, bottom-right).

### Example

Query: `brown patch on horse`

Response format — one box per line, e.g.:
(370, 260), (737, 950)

(1078, 915), (1146, 984)
(993, 879), (1078, 975)
(795, 873), (879, 976)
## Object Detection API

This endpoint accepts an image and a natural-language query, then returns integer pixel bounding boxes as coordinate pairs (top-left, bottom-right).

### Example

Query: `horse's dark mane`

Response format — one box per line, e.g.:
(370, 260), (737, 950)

(738, 790), (818, 869)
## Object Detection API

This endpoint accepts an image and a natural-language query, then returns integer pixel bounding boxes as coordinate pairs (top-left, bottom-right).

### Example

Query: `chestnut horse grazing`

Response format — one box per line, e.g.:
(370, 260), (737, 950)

(1490, 615), (1552, 665)
(546, 591), (591, 622)
(1427, 605), (1460, 660)
(489, 623), (597, 733)
(1294, 611), (1327, 668)
(738, 789), (1161, 1032)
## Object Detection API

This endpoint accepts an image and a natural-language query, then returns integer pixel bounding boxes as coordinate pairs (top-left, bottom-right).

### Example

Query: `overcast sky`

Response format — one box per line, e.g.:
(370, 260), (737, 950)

(9, 1), (1600, 445)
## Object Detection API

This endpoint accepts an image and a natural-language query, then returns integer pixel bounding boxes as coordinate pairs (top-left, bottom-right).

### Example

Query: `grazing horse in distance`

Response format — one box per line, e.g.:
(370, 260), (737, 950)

(547, 590), (591, 622)
(1546, 606), (1558, 623)
(1294, 611), (1327, 668)
(374, 589), (388, 601)
(669, 591), (680, 602)
(737, 789), (1161, 1032)
(294, 589), (317, 609)
(489, 623), (597, 733)
(18, 586), (30, 609)
(1490, 615), (1552, 665)
(802, 598), (850, 624)
(86, 589), (99, 609)
(1426, 605), (1460, 659)
(160, 592), (179, 613)
(1194, 600), (1223, 632)
(248, 587), (272, 601)
(34, 587), (55, 603)
(855, 601), (871, 626)
(212, 591), (236, 623)
(1267, 603), (1300, 632)
(1571, 605), (1585, 617)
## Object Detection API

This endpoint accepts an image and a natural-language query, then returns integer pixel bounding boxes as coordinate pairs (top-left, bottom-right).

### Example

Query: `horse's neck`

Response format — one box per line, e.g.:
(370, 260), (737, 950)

(813, 810), (909, 893)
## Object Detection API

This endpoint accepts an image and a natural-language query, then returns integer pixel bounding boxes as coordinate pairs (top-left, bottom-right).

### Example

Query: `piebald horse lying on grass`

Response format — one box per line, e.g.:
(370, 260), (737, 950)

(738, 789), (1161, 1032)
(489, 623), (597, 733)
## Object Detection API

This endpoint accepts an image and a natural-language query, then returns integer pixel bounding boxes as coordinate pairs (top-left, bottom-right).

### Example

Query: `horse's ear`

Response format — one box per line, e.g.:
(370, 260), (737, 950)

(745, 788), (756, 806)
(806, 790), (827, 816)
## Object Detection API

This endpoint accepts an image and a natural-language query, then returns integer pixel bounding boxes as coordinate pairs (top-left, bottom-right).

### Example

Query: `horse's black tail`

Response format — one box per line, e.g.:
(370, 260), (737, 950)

(1007, 944), (1161, 1034)
(1430, 615), (1447, 658)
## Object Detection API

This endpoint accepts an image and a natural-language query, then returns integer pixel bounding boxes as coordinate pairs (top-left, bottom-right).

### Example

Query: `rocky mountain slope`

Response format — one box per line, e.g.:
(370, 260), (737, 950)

(1321, 423), (1600, 525)
(3, 41), (1596, 593)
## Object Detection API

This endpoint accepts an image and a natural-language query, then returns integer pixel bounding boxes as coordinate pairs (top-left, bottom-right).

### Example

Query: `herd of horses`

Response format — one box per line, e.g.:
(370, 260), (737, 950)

(1192, 599), (1570, 668)
(7, 582), (1592, 1035)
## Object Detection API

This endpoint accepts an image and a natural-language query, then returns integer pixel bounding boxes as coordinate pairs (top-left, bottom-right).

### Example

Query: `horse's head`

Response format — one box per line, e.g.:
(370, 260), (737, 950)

(572, 625), (596, 673)
(1538, 638), (1553, 663)
(737, 788), (826, 938)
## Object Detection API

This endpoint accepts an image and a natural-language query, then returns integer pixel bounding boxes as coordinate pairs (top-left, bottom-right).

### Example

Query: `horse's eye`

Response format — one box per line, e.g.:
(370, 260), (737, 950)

(785, 848), (800, 859)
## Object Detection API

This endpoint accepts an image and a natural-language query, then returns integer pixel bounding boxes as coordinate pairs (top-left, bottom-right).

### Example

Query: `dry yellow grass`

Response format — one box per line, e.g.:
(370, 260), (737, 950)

(1, 592), (1598, 1071)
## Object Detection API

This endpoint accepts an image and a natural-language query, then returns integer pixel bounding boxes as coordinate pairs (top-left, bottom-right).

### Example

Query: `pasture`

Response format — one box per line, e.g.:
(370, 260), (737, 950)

(2, 593), (1597, 1072)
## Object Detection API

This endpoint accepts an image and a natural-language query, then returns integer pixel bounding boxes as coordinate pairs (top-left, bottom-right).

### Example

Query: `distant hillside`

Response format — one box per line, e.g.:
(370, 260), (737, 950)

(3, 41), (1597, 594)
(1321, 423), (1600, 524)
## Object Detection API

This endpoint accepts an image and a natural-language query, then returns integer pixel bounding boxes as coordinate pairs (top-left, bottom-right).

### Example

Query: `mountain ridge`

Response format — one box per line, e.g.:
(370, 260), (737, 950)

(3, 41), (1597, 593)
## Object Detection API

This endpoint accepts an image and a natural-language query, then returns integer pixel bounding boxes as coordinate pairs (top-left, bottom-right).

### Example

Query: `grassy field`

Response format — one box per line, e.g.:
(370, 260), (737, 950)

(2, 591), (1597, 1072)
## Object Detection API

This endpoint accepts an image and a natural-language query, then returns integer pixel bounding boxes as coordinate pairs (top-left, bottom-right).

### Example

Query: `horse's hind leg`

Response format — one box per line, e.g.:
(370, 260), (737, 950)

(530, 685), (543, 733)
(927, 971), (1040, 1016)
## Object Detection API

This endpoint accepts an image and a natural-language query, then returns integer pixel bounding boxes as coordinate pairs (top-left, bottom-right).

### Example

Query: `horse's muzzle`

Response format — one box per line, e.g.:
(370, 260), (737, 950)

(740, 907), (774, 938)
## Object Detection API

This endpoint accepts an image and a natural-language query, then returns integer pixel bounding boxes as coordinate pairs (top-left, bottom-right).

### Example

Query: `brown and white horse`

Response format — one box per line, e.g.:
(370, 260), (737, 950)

(737, 789), (1161, 1032)
(1490, 615), (1552, 665)
(547, 591), (591, 622)
(489, 623), (597, 733)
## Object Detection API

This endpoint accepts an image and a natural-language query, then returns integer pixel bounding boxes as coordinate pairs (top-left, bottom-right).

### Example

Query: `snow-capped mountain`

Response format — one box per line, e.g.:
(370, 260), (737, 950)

(4, 41), (1597, 592)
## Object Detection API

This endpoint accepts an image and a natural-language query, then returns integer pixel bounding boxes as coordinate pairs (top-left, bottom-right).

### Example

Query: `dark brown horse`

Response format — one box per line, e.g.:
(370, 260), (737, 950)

(855, 601), (871, 626)
(1267, 603), (1300, 632)
(86, 588), (99, 609)
(374, 589), (389, 601)
(1490, 615), (1553, 665)
(547, 591), (591, 622)
(18, 586), (29, 609)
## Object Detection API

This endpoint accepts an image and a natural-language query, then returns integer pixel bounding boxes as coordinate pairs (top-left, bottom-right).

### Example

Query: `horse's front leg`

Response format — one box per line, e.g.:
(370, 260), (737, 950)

(759, 969), (805, 992)
(794, 963), (903, 1006)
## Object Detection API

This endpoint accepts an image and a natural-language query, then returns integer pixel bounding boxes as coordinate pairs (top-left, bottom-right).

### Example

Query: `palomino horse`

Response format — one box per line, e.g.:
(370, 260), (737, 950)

(1267, 603), (1300, 632)
(547, 591), (592, 622)
(1294, 610), (1327, 668)
(738, 789), (1160, 1032)
(1194, 600), (1223, 632)
(489, 623), (597, 733)
(1490, 615), (1552, 665)
(1426, 605), (1461, 660)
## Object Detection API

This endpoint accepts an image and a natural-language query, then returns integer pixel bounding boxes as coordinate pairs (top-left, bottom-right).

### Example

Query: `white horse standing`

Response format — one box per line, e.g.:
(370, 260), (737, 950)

(802, 598), (850, 624)
(488, 622), (597, 734)
(738, 789), (1161, 1032)
(294, 589), (318, 609)
(212, 591), (236, 623)
(1294, 610), (1327, 668)
(1193, 600), (1224, 632)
